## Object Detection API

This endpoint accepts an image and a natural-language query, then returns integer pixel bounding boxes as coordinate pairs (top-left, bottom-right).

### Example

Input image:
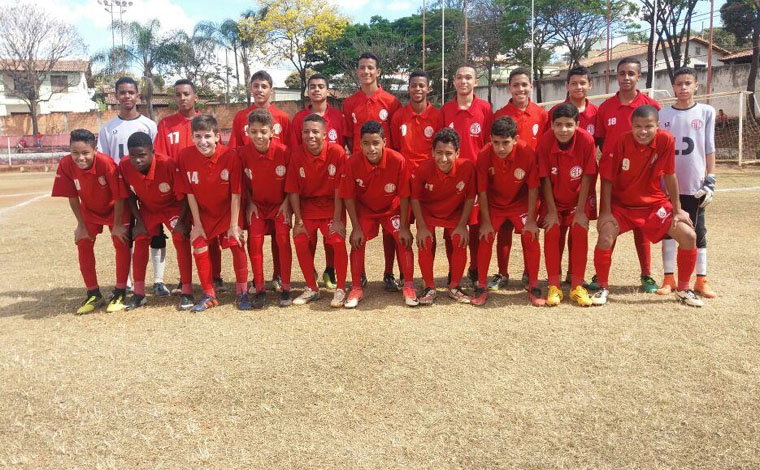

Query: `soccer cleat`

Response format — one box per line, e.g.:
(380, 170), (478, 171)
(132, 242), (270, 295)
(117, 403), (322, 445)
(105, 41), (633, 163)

(693, 277), (716, 299)
(487, 273), (508, 291)
(418, 287), (438, 306)
(252, 291), (266, 309)
(591, 287), (609, 306)
(153, 282), (170, 297)
(271, 276), (283, 293)
(106, 290), (127, 313)
(546, 285), (563, 307)
(171, 281), (183, 296)
(76, 293), (105, 315)
(279, 290), (293, 307)
(467, 268), (479, 287)
(528, 287), (546, 307)
(521, 272), (530, 291)
(403, 286), (419, 307)
(569, 285), (592, 307)
(470, 287), (488, 307)
(331, 288), (347, 308)
(293, 287), (319, 305)
(344, 288), (363, 308)
(656, 274), (676, 295)
(640, 275), (658, 294)
(675, 289), (704, 307)
(191, 295), (219, 312)
(178, 294), (195, 311)
(383, 273), (400, 292)
(213, 277), (227, 294)
(322, 268), (337, 290)
(585, 274), (600, 291)
(448, 286), (471, 304)
(360, 273), (368, 288)
(125, 294), (146, 311)
(236, 293), (252, 310)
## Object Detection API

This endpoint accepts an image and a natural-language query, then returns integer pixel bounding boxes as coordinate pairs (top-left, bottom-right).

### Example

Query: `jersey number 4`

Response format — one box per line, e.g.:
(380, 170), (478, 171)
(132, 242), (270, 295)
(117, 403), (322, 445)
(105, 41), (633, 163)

(168, 131), (181, 145)
(187, 171), (199, 184)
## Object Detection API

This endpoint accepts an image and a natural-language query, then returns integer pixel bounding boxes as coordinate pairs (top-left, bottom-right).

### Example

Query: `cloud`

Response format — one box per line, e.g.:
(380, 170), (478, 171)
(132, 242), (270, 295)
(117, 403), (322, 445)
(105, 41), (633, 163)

(387, 0), (412, 11)
(329, 0), (370, 12)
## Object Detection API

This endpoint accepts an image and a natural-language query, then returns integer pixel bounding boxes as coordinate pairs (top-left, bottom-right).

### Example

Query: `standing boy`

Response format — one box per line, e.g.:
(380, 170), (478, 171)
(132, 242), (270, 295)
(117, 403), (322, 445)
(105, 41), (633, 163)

(154, 79), (200, 161)
(390, 70), (442, 171)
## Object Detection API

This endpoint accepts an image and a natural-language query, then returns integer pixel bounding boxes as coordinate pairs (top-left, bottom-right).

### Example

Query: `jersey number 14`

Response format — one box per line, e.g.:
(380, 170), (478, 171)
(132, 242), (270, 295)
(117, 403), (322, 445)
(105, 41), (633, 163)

(187, 171), (199, 184)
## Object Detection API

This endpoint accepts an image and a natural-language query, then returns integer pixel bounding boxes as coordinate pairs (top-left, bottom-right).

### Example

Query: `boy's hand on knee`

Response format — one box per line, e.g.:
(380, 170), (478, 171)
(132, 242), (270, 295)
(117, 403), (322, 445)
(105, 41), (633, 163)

(190, 224), (206, 243)
(329, 219), (346, 238)
(398, 227), (413, 249)
(133, 219), (148, 239)
(416, 227), (432, 249)
(349, 227), (365, 250)
(479, 221), (495, 242)
(523, 220), (539, 241)
(672, 208), (694, 230)
(452, 224), (469, 248)
(111, 224), (129, 244)
(74, 223), (92, 244)
(542, 211), (559, 230)
(572, 211), (589, 230)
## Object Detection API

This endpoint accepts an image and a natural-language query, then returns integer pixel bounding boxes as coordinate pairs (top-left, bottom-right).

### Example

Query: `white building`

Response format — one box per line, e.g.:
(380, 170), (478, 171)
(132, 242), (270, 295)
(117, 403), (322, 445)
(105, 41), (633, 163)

(0, 60), (97, 117)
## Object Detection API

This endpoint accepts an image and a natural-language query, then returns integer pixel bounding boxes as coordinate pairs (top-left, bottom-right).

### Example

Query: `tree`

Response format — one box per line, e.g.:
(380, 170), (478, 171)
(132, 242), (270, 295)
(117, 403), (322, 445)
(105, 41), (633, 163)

(163, 30), (224, 97)
(0, 3), (85, 135)
(194, 19), (243, 101)
(285, 68), (316, 89)
(656, 0), (703, 83)
(469, 0), (510, 103)
(244, 0), (348, 105)
(721, 0), (760, 118)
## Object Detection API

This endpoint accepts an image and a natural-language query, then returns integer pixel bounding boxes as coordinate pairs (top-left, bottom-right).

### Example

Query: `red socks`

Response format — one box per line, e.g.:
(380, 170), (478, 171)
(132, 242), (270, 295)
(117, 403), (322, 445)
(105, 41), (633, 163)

(76, 238), (98, 291)
(496, 224), (512, 276)
(594, 247), (612, 289)
(209, 238), (222, 280)
(382, 230), (396, 274)
(521, 231), (540, 288)
(171, 234), (193, 295)
(634, 228), (651, 276)
(132, 236), (151, 295)
(677, 248), (697, 290)
(294, 233), (318, 290)
(229, 242), (248, 295)
(449, 234), (467, 288)
(418, 236), (436, 288)
(544, 225), (562, 286)
(193, 245), (215, 297)
(112, 234), (130, 290)
(248, 235), (266, 292)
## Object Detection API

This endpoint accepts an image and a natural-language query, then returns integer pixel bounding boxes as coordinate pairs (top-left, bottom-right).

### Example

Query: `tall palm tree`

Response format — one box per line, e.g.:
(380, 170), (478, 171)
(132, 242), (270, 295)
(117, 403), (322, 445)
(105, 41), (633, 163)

(195, 19), (242, 103)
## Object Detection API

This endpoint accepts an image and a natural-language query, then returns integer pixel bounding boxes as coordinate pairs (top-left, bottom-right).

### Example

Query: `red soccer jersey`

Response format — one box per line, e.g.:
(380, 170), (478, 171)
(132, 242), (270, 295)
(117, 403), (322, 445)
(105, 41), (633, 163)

(285, 142), (346, 219)
(176, 144), (242, 238)
(339, 147), (410, 218)
(411, 158), (476, 222)
(548, 99), (599, 136)
(154, 112), (199, 162)
(289, 104), (345, 148)
(494, 99), (549, 150)
(439, 96), (493, 162)
(476, 140), (540, 214)
(239, 141), (290, 219)
(342, 87), (401, 154)
(599, 129), (675, 209)
(596, 90), (660, 157)
(390, 102), (442, 170)
(228, 103), (291, 148)
(52, 152), (128, 225)
(537, 128), (597, 211)
(119, 153), (182, 214)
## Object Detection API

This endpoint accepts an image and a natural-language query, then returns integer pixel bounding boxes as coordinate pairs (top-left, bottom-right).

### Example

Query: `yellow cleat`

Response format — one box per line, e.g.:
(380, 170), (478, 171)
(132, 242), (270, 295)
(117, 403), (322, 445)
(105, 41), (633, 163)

(546, 285), (563, 307)
(76, 294), (105, 315)
(570, 285), (592, 307)
(106, 291), (127, 313)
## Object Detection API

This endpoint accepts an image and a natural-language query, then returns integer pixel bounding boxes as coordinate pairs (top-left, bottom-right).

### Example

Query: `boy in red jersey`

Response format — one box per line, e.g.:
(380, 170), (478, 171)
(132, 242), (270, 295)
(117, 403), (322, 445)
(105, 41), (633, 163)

(51, 129), (131, 314)
(439, 65), (493, 284)
(286, 114), (349, 307)
(240, 109), (293, 308)
(154, 79), (200, 161)
(176, 115), (251, 312)
(390, 70), (441, 171)
(548, 66), (598, 136)
(340, 121), (418, 308)
(119, 132), (194, 311)
(536, 104), (597, 307)
(470, 117), (544, 307)
(410, 128), (476, 305)
(591, 105), (702, 307)
(591, 57), (661, 294)
(343, 52), (403, 292)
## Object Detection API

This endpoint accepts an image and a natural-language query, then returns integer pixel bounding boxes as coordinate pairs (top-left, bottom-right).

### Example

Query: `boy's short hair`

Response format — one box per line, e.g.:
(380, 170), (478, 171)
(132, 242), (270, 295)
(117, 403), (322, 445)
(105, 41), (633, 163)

(308, 73), (329, 88)
(248, 108), (274, 127)
(358, 52), (380, 68)
(250, 70), (273, 87)
(617, 57), (641, 71)
(509, 67), (532, 84)
(303, 113), (326, 128)
(632, 105), (659, 121)
(360, 120), (385, 138)
(552, 103), (579, 122)
(409, 70), (429, 83)
(191, 114), (219, 133)
(127, 131), (154, 150)
(433, 127), (460, 151)
(115, 76), (139, 92)
(174, 78), (196, 92)
(70, 129), (96, 147)
(566, 66), (591, 83)
(491, 116), (518, 138)
(672, 66), (698, 84)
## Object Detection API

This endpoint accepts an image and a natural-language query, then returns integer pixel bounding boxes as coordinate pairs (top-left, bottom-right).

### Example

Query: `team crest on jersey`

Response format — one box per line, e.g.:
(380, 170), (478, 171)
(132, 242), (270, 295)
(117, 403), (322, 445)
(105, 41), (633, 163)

(384, 183), (396, 193)
(691, 119), (704, 130)
(352, 112), (357, 124)
(220, 169), (230, 181)
(273, 123), (282, 135)
(532, 123), (539, 136)
(328, 164), (337, 176)
(569, 165), (583, 179)
(275, 165), (287, 177)
(391, 215), (401, 230)
(244, 168), (253, 180)
(159, 182), (171, 193)
(470, 122), (482, 135)
(379, 109), (388, 121)
(328, 129), (338, 141)
(425, 183), (434, 191)
(608, 117), (617, 126)
(401, 124), (408, 137)
(299, 167), (306, 178)
(456, 181), (465, 192)
(514, 168), (526, 180)
(356, 178), (364, 187)
(657, 206), (669, 220)
(424, 126), (434, 138)
(98, 176), (107, 186)
(169, 215), (179, 229)
(587, 124), (595, 135)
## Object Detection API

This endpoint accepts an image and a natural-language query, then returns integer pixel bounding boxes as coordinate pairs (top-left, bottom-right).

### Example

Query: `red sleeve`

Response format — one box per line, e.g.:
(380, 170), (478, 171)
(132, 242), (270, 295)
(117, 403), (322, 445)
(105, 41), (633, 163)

(228, 149), (242, 195)
(410, 166), (425, 199)
(540, 108), (550, 136)
(389, 112), (401, 151)
(338, 160), (354, 199)
(51, 158), (78, 198)
(175, 156), (192, 196)
(465, 162), (477, 198)
(227, 113), (242, 148)
(342, 100), (353, 138)
(663, 134), (675, 175)
(154, 120), (169, 156)
(599, 139), (620, 182)
(333, 150), (347, 191)
(582, 136), (598, 176)
(537, 137), (550, 178)
(594, 105), (606, 139)
(525, 148), (540, 190)
(288, 113), (301, 148)
(277, 112), (290, 143)
(284, 154), (300, 194)
(106, 160), (128, 200)
(476, 151), (490, 193)
(118, 161), (135, 197)
(398, 159), (411, 199)
(483, 106), (494, 144)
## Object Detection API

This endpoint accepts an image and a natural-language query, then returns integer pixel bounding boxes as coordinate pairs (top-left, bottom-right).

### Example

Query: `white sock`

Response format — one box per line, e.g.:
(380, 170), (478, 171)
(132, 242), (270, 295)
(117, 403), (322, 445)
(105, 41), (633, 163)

(696, 248), (707, 276)
(662, 239), (676, 275)
(151, 247), (166, 284)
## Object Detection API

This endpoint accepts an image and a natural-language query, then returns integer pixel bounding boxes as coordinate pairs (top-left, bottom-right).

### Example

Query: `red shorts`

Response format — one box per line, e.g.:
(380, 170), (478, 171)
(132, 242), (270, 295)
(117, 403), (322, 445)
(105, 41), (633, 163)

(192, 234), (243, 250)
(538, 200), (596, 228)
(358, 213), (402, 241)
(300, 217), (346, 244)
(612, 202), (673, 242)
(141, 209), (182, 237)
(248, 212), (290, 237)
(489, 208), (531, 235)
(420, 215), (459, 230)
(85, 221), (130, 238)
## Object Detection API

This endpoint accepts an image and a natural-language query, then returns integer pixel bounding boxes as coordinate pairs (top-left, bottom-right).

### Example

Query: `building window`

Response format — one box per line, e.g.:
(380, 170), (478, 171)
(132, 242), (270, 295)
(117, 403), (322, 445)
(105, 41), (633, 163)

(51, 74), (69, 93)
(695, 46), (702, 56)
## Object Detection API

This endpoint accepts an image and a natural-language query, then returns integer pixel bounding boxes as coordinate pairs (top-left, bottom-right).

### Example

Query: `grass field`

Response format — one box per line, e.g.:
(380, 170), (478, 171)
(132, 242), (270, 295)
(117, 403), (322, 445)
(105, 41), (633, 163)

(1, 168), (759, 469)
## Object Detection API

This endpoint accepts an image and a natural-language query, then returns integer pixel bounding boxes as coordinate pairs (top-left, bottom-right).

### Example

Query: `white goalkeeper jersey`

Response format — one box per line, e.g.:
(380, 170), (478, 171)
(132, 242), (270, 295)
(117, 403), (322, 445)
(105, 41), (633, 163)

(659, 103), (715, 195)
(97, 114), (158, 164)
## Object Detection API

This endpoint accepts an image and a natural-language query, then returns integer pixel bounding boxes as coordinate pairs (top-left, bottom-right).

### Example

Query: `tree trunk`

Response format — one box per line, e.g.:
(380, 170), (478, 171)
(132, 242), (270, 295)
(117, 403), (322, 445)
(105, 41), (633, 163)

(748, 6), (760, 120)
(300, 68), (307, 108)
(646, 3), (656, 88)
(145, 75), (155, 120)
(241, 48), (251, 105)
(487, 61), (493, 104)
(233, 43), (240, 87)
(30, 102), (39, 136)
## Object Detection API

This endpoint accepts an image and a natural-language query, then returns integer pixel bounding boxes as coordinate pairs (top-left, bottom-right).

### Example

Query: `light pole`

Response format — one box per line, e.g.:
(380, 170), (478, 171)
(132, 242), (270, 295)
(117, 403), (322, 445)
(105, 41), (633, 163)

(98, 0), (133, 72)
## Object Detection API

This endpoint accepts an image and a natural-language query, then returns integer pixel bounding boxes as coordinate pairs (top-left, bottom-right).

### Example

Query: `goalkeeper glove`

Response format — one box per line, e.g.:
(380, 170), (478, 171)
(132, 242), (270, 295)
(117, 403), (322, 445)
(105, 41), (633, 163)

(694, 174), (715, 208)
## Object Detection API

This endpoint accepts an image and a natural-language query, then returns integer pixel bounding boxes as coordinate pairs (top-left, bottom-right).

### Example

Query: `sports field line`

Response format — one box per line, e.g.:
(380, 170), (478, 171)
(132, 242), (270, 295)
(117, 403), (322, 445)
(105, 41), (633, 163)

(0, 191), (47, 198)
(715, 185), (760, 193)
(0, 193), (49, 219)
